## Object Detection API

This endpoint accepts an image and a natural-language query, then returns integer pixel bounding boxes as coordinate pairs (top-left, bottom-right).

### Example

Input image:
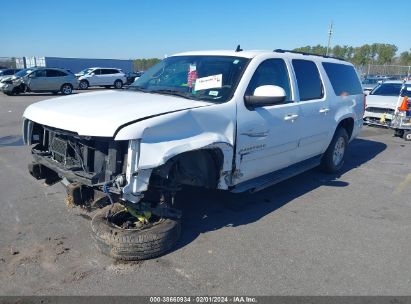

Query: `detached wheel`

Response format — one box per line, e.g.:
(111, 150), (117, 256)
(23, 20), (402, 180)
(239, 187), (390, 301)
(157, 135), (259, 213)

(114, 80), (123, 89)
(79, 80), (89, 90)
(91, 203), (181, 260)
(403, 131), (411, 141)
(60, 84), (73, 95)
(321, 127), (349, 173)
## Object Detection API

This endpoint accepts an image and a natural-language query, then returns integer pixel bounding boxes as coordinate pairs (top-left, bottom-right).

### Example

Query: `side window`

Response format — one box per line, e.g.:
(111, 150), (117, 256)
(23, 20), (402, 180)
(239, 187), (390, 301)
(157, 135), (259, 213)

(111, 69), (120, 74)
(292, 59), (323, 101)
(101, 69), (117, 74)
(322, 62), (362, 96)
(34, 70), (46, 77)
(246, 58), (292, 102)
(47, 69), (67, 77)
(92, 69), (101, 75)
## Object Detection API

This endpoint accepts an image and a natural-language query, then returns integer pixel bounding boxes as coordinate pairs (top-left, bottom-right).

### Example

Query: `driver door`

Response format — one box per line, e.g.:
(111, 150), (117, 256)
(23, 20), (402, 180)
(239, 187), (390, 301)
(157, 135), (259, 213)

(26, 69), (47, 91)
(235, 58), (302, 184)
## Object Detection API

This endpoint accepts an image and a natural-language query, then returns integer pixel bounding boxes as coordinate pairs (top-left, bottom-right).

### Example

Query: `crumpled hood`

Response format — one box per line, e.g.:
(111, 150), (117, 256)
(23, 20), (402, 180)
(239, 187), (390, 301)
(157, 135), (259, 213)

(366, 95), (401, 109)
(23, 90), (211, 137)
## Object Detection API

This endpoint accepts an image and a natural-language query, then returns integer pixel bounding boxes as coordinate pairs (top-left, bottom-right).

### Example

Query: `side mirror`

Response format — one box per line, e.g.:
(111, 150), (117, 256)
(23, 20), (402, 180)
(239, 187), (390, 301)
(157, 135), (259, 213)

(244, 85), (286, 108)
(89, 72), (95, 76)
(28, 73), (35, 78)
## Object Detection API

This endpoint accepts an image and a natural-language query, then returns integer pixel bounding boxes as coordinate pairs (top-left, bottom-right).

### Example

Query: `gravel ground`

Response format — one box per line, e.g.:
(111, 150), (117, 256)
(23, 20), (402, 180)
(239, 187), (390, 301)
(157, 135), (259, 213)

(0, 90), (410, 295)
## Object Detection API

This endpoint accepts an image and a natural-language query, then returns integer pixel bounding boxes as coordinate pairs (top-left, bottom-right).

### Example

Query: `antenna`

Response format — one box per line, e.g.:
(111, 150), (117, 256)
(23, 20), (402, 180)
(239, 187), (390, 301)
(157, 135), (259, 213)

(326, 21), (333, 56)
(235, 45), (243, 52)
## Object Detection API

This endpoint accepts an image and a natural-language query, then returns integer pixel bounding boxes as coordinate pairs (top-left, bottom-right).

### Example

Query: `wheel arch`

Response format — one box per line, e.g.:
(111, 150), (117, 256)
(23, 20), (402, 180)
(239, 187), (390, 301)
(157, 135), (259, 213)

(336, 116), (354, 140)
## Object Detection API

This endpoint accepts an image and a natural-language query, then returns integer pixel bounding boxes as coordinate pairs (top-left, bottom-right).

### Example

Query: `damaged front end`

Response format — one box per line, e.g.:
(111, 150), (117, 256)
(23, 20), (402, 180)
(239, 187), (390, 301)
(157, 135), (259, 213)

(23, 119), (131, 206)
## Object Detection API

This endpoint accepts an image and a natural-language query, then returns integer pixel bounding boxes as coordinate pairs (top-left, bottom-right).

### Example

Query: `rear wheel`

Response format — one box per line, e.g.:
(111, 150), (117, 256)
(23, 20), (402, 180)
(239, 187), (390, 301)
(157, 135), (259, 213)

(114, 80), (123, 89)
(91, 203), (181, 260)
(403, 131), (411, 141)
(79, 80), (89, 90)
(60, 83), (73, 95)
(321, 127), (349, 173)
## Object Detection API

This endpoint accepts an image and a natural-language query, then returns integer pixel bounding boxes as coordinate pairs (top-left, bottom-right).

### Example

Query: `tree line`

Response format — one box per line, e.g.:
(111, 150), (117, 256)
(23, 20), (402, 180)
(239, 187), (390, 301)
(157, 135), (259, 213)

(133, 44), (411, 71)
(293, 43), (411, 67)
(133, 58), (161, 71)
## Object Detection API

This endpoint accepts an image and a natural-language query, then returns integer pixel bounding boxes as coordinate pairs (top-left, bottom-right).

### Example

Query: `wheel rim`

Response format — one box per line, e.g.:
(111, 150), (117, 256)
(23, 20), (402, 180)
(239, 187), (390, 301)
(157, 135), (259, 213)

(62, 85), (71, 94)
(406, 133), (411, 140)
(80, 82), (87, 89)
(115, 81), (121, 88)
(333, 137), (345, 166)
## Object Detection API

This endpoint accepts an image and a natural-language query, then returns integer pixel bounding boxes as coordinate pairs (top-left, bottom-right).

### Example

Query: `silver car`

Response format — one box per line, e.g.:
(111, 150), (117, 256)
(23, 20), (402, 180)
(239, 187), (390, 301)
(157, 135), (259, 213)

(1, 67), (78, 96)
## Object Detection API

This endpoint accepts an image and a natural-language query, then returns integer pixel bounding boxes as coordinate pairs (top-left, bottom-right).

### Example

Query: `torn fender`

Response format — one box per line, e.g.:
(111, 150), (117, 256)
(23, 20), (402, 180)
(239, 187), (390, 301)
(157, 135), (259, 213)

(116, 103), (237, 194)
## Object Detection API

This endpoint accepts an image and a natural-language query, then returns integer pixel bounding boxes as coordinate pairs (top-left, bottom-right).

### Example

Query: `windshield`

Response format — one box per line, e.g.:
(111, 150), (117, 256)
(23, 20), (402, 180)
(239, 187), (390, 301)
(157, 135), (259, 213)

(77, 68), (94, 75)
(129, 56), (249, 102)
(15, 68), (34, 78)
(370, 83), (411, 96)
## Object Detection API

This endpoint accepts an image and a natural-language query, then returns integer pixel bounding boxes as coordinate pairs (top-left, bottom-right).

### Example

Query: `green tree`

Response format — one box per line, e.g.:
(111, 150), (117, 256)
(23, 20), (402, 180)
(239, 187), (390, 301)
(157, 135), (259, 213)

(376, 44), (398, 64)
(293, 46), (312, 53)
(133, 58), (161, 71)
(399, 49), (411, 65)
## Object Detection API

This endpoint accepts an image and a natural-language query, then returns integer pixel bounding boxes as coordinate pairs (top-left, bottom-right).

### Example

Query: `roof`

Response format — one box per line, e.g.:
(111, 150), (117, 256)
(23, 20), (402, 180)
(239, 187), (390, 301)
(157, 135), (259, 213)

(171, 49), (348, 63)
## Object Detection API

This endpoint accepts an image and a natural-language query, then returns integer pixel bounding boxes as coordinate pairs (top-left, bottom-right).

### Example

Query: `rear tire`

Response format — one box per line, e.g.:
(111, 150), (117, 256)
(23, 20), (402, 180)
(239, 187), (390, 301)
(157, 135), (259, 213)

(403, 131), (411, 141)
(60, 83), (73, 95)
(114, 80), (123, 89)
(321, 127), (349, 173)
(91, 203), (181, 260)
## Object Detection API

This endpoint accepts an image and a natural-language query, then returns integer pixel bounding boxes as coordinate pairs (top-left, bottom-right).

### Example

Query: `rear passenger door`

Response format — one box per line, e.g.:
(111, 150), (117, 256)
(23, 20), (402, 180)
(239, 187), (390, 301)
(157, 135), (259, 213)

(46, 69), (67, 91)
(100, 69), (117, 86)
(292, 59), (332, 160)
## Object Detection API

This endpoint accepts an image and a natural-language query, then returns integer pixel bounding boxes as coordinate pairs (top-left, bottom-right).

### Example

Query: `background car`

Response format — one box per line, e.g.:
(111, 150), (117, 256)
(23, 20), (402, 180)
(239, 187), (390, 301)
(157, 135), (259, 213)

(362, 77), (382, 95)
(125, 71), (144, 85)
(0, 68), (21, 81)
(1, 67), (78, 96)
(77, 67), (127, 89)
(364, 80), (411, 126)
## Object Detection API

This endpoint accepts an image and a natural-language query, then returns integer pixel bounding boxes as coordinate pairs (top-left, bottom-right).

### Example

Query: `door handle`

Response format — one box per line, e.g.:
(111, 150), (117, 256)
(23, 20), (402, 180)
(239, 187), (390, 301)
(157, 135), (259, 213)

(319, 108), (330, 113)
(284, 114), (299, 121)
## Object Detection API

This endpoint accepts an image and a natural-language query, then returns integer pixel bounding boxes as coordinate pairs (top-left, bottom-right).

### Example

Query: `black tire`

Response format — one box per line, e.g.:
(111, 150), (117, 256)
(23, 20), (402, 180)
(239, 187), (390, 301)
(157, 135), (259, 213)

(60, 83), (73, 95)
(91, 203), (181, 260)
(114, 79), (123, 89)
(79, 80), (89, 90)
(321, 127), (349, 173)
(403, 131), (411, 141)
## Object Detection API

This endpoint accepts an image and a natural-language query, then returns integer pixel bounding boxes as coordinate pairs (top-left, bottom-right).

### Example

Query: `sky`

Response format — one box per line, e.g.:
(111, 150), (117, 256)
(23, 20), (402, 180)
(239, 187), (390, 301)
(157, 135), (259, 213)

(1, 0), (409, 59)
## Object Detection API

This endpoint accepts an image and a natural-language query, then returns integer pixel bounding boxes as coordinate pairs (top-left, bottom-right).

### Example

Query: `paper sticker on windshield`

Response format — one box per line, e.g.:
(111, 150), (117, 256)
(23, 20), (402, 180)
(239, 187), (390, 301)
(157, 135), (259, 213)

(195, 74), (222, 91)
(209, 90), (219, 96)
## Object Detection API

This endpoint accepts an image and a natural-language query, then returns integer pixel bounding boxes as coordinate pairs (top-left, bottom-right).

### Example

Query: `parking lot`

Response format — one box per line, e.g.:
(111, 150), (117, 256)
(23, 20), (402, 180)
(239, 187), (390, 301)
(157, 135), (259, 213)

(0, 90), (410, 295)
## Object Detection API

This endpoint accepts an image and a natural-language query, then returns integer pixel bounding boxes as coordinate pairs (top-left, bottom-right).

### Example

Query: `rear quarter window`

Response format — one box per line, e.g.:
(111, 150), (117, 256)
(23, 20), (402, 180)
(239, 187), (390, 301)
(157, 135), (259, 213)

(322, 62), (363, 96)
(292, 59), (323, 101)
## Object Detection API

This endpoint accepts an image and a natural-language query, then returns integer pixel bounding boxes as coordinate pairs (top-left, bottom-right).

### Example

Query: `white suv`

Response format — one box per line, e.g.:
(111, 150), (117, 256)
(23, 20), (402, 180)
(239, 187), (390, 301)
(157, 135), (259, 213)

(23, 49), (364, 260)
(77, 67), (127, 89)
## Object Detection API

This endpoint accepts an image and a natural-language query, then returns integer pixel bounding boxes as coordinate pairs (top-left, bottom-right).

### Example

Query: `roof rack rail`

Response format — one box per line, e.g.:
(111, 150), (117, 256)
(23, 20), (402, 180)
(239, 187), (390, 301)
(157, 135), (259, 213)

(273, 49), (346, 62)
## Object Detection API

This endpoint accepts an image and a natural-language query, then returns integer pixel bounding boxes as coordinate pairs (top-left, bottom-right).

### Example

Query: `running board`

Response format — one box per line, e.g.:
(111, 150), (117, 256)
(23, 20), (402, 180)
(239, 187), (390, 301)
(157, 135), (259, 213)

(231, 155), (322, 193)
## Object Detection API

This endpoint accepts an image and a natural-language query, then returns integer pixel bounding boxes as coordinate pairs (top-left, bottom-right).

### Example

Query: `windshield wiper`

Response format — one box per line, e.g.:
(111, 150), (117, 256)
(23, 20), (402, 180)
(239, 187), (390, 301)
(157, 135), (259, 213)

(149, 89), (201, 100)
